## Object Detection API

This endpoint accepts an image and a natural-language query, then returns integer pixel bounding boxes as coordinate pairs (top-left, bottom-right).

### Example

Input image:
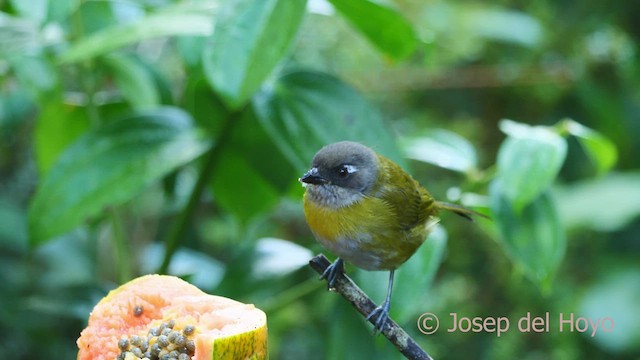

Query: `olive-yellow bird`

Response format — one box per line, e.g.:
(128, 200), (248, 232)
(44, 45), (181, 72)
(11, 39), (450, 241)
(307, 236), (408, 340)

(300, 141), (482, 333)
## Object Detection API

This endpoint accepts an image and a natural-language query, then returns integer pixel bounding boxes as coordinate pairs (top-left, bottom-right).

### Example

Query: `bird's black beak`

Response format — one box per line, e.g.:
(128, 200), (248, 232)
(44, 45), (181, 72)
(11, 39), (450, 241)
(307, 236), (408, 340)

(299, 167), (327, 185)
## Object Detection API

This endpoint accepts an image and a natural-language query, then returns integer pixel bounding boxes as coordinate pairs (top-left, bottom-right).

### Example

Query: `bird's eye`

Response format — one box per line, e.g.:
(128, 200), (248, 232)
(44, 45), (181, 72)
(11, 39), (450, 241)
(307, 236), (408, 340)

(337, 165), (356, 178)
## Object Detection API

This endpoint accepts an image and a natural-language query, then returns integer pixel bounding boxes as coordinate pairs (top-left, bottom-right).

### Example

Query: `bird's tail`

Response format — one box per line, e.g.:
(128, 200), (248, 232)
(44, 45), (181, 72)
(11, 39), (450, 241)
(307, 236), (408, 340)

(436, 201), (489, 221)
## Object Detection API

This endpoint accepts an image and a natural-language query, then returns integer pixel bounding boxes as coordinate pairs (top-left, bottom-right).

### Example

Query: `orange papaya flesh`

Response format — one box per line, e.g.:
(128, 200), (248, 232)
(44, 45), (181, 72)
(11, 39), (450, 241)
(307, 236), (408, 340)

(77, 274), (267, 360)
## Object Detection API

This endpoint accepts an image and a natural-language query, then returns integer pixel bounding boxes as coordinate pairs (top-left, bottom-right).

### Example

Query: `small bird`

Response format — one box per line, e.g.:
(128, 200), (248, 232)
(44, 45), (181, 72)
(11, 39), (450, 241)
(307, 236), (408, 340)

(300, 141), (483, 333)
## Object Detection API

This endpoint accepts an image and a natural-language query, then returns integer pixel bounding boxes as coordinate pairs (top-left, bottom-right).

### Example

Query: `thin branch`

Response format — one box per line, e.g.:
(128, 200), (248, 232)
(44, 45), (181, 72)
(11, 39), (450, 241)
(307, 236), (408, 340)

(309, 254), (433, 360)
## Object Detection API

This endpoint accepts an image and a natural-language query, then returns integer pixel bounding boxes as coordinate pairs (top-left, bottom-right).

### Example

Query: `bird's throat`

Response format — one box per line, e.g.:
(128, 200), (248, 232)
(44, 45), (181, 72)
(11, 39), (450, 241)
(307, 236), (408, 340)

(305, 184), (364, 209)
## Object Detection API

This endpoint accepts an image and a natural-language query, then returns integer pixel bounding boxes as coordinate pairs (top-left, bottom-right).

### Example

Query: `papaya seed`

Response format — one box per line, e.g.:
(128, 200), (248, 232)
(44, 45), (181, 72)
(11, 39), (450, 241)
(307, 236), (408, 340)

(118, 338), (130, 351)
(185, 339), (195, 354)
(173, 334), (186, 347)
(157, 334), (169, 347)
(167, 330), (178, 343)
(149, 327), (160, 336)
(131, 347), (144, 358)
(182, 325), (195, 336)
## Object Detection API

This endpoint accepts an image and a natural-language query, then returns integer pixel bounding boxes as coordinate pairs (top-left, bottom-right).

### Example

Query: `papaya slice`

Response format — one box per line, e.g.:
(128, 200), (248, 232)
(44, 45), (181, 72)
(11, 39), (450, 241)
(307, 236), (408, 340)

(77, 274), (267, 360)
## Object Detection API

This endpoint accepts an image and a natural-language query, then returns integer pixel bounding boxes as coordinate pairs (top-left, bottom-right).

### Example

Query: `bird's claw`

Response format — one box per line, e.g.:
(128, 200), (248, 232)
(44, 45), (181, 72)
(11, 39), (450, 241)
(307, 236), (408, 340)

(366, 301), (390, 335)
(320, 258), (344, 290)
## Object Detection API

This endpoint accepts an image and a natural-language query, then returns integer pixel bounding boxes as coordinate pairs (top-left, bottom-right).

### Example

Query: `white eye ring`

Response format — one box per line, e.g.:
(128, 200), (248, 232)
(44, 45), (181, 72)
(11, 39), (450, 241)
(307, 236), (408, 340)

(344, 165), (358, 173)
(338, 164), (358, 177)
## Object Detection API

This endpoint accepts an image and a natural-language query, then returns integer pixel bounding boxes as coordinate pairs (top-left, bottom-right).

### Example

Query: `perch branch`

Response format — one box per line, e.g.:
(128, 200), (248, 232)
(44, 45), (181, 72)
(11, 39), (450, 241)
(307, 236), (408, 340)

(309, 254), (433, 360)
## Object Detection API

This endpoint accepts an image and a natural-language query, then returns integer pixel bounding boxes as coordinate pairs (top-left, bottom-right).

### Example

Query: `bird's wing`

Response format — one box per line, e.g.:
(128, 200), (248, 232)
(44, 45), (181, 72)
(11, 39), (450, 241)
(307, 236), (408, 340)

(375, 156), (438, 231)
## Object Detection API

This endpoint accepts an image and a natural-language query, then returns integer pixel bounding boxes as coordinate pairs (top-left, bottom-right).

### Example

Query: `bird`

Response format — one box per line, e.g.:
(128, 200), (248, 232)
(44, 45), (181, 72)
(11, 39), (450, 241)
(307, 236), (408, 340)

(299, 141), (484, 334)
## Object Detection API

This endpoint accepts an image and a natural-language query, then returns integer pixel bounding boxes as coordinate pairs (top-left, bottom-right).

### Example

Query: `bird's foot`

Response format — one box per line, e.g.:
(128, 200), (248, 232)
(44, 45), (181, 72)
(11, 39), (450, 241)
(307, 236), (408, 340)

(320, 258), (344, 290)
(366, 299), (391, 335)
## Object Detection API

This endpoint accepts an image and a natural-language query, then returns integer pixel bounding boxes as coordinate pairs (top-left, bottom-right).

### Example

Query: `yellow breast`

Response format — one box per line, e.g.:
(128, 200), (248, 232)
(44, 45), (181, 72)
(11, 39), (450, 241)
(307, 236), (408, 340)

(303, 191), (435, 270)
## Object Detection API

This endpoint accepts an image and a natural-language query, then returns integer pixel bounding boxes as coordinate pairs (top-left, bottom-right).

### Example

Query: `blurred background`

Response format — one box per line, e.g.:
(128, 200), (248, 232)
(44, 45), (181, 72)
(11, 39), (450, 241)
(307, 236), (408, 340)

(1, 0), (639, 359)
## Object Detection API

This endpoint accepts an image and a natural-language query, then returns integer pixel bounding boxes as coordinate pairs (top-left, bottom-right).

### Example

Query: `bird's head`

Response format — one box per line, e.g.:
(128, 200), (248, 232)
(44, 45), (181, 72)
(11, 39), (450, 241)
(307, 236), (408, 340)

(299, 141), (379, 208)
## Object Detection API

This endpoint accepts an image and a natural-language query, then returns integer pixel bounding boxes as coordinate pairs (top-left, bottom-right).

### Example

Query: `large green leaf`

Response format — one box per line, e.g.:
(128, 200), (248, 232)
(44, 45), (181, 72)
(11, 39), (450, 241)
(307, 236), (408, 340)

(10, 0), (49, 24)
(490, 181), (565, 288)
(0, 200), (28, 253)
(402, 129), (478, 173)
(0, 14), (40, 57)
(210, 111), (294, 222)
(48, 0), (75, 22)
(202, 0), (307, 110)
(59, 11), (214, 63)
(102, 53), (160, 109)
(563, 119), (617, 175)
(555, 172), (640, 231)
(9, 55), (58, 96)
(35, 98), (90, 175)
(327, 0), (417, 59)
(252, 237), (314, 278)
(253, 70), (404, 173)
(579, 268), (640, 353)
(462, 6), (542, 47)
(0, 88), (36, 127)
(75, 0), (122, 36)
(211, 149), (281, 223)
(139, 243), (225, 291)
(496, 119), (567, 211)
(28, 107), (210, 245)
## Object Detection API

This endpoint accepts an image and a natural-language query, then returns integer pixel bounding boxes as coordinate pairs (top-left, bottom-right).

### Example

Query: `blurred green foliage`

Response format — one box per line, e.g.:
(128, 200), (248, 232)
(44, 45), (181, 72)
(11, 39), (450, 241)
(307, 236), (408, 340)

(1, 0), (639, 359)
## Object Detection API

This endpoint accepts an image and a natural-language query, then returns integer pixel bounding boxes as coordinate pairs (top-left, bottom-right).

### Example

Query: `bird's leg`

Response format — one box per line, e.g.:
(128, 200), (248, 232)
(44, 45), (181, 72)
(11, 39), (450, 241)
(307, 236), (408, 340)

(320, 258), (344, 290)
(366, 269), (395, 335)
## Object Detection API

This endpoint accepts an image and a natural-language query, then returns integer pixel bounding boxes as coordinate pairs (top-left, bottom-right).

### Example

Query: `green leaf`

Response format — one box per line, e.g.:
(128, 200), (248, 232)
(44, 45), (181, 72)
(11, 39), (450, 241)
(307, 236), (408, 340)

(28, 107), (210, 245)
(327, 0), (416, 59)
(579, 268), (640, 353)
(253, 70), (404, 173)
(0, 199), (28, 253)
(35, 99), (90, 175)
(10, 0), (49, 24)
(496, 119), (567, 211)
(48, 0), (75, 22)
(252, 237), (314, 278)
(563, 119), (617, 175)
(462, 7), (542, 47)
(75, 0), (120, 35)
(0, 16), (40, 58)
(402, 129), (477, 172)
(9, 55), (58, 96)
(140, 243), (225, 291)
(210, 149), (280, 223)
(210, 111), (294, 222)
(183, 74), (231, 134)
(554, 172), (640, 231)
(202, 0), (307, 109)
(326, 298), (397, 359)
(176, 36), (207, 67)
(34, 234), (94, 288)
(490, 181), (565, 288)
(0, 87), (36, 127)
(59, 12), (213, 63)
(102, 53), (160, 109)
